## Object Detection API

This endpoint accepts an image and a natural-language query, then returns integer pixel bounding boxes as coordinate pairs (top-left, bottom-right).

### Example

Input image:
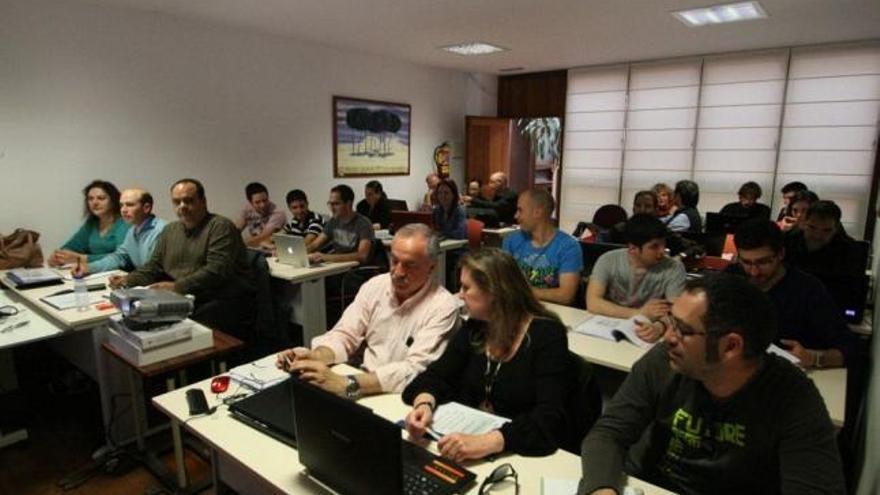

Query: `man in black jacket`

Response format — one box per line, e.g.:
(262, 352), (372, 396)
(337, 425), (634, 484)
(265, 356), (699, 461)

(463, 172), (518, 226)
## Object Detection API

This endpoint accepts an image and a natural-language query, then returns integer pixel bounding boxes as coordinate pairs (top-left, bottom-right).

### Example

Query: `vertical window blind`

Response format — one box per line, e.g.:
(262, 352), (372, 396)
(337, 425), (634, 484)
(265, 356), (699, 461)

(561, 42), (880, 237)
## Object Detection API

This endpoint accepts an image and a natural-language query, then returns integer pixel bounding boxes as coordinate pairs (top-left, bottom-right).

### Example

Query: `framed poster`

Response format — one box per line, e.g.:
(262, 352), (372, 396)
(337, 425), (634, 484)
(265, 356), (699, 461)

(333, 96), (411, 177)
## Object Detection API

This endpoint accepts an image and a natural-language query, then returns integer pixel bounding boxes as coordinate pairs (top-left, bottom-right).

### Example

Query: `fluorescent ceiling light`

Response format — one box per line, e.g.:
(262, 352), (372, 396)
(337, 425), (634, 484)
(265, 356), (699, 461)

(441, 42), (507, 56)
(673, 1), (767, 27)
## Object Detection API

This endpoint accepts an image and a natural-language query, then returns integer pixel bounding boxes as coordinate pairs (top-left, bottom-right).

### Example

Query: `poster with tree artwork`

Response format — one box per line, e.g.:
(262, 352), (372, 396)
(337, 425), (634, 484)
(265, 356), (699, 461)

(333, 96), (411, 177)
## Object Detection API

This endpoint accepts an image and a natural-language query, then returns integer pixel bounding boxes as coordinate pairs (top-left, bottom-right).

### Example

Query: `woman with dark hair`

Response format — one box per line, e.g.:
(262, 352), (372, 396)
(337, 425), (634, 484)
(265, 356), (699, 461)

(355, 180), (392, 230)
(48, 180), (129, 266)
(403, 248), (571, 461)
(432, 179), (467, 240)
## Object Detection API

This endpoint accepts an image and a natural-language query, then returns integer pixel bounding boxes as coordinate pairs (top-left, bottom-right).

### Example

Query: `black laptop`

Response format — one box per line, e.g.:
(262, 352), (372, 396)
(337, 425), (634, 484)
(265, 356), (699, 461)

(290, 377), (476, 495)
(812, 271), (870, 324)
(229, 379), (297, 447)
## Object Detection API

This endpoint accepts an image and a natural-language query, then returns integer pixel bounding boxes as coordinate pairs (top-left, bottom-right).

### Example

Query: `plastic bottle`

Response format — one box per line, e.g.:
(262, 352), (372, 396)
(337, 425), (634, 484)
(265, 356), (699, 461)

(74, 273), (89, 312)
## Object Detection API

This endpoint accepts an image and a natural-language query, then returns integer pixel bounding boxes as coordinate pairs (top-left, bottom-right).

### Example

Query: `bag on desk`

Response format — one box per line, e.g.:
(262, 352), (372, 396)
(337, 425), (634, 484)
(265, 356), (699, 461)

(0, 229), (45, 269)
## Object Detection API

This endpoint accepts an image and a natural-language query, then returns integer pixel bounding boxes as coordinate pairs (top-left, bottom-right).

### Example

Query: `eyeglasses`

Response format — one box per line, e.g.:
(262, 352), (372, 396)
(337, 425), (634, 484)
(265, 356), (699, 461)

(479, 463), (518, 495)
(660, 315), (706, 338)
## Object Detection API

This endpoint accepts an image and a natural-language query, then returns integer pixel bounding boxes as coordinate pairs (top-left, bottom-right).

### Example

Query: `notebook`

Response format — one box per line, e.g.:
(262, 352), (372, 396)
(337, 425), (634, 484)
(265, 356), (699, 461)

(273, 233), (314, 268)
(290, 377), (476, 495)
(229, 379), (298, 447)
(573, 315), (654, 349)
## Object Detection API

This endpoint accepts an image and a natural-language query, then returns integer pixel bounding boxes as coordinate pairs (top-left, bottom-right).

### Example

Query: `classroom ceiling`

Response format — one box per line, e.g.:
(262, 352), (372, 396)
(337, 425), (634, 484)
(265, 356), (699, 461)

(89, 0), (880, 74)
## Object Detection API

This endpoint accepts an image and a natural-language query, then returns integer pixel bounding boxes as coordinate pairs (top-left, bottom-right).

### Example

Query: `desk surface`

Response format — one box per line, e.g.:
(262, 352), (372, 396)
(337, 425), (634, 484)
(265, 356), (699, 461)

(267, 259), (358, 282)
(545, 303), (847, 427)
(0, 290), (66, 349)
(153, 362), (674, 495)
(0, 270), (118, 330)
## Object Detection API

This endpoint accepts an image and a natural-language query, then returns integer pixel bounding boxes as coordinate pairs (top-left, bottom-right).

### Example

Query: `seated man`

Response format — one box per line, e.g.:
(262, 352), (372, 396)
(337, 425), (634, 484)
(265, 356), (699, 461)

(663, 180), (701, 233)
(81, 188), (167, 274)
(420, 172), (441, 211)
(605, 190), (658, 244)
(111, 179), (255, 335)
(463, 172), (518, 226)
(783, 200), (864, 276)
(235, 182), (287, 249)
(729, 219), (855, 368)
(503, 188), (582, 304)
(720, 181), (771, 220)
(308, 184), (374, 265)
(579, 274), (845, 495)
(282, 189), (324, 251)
(276, 224), (460, 397)
(587, 214), (685, 324)
(778, 189), (818, 232)
(776, 181), (808, 222)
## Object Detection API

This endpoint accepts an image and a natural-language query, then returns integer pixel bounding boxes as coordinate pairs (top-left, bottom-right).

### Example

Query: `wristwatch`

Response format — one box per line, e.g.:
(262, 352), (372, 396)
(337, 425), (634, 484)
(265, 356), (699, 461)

(813, 351), (826, 369)
(345, 375), (361, 400)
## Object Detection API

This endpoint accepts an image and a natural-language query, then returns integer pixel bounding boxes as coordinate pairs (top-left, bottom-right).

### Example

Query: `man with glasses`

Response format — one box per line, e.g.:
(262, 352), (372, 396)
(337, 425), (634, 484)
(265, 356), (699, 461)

(729, 219), (853, 369)
(579, 274), (845, 495)
(307, 184), (374, 265)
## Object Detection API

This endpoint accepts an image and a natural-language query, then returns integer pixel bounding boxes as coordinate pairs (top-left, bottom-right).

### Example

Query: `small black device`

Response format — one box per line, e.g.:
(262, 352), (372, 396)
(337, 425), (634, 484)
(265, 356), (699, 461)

(229, 379), (298, 447)
(186, 389), (210, 415)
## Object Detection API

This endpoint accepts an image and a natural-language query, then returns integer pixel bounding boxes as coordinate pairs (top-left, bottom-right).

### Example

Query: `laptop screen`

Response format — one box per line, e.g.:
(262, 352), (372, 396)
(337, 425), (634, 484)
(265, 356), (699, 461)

(229, 379), (298, 447)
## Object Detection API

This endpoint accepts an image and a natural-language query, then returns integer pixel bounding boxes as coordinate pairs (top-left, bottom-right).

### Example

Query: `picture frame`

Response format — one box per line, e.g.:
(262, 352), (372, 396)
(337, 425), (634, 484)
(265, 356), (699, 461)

(333, 96), (411, 177)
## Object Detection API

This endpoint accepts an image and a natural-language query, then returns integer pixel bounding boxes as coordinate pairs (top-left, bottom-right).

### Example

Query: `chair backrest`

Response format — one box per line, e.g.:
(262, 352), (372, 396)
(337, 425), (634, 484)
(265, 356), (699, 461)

(561, 352), (602, 455)
(580, 241), (626, 278)
(387, 199), (409, 212)
(466, 218), (484, 251)
(592, 204), (628, 229)
(367, 238), (390, 273)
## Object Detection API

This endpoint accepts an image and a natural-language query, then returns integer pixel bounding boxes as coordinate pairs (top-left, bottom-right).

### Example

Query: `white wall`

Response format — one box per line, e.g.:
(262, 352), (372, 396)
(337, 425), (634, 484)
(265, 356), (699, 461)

(0, 0), (497, 251)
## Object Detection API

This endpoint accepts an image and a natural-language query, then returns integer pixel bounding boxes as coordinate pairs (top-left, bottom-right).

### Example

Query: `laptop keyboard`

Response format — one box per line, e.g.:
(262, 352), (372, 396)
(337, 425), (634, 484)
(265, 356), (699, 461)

(403, 464), (445, 495)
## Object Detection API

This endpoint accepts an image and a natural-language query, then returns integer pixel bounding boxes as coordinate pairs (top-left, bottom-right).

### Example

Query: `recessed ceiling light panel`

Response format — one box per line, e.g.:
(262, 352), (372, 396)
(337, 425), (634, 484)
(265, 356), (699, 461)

(441, 42), (507, 56)
(673, 1), (767, 27)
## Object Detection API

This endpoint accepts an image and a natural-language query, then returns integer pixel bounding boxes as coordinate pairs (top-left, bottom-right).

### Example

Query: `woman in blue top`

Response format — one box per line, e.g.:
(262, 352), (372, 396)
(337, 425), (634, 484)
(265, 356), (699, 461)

(48, 180), (129, 266)
(432, 178), (467, 240)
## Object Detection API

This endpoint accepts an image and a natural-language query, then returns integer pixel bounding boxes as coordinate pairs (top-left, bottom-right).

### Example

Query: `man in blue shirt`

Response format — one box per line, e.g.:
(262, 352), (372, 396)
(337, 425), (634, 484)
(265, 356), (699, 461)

(503, 188), (582, 304)
(84, 189), (167, 274)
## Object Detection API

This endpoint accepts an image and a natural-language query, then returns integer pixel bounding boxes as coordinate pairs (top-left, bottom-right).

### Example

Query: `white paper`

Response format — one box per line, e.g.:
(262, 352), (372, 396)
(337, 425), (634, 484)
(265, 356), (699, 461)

(767, 343), (800, 365)
(541, 477), (579, 495)
(229, 354), (290, 390)
(40, 292), (106, 310)
(573, 315), (653, 349)
(429, 401), (510, 438)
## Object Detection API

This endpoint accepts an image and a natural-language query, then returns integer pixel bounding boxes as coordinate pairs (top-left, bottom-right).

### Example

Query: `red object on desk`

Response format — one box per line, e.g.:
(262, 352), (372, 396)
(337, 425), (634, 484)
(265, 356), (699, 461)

(211, 375), (230, 394)
(95, 301), (115, 311)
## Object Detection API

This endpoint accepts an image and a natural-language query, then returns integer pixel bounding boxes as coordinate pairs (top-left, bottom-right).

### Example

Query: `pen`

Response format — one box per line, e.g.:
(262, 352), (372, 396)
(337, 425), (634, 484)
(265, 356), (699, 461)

(0, 320), (29, 333)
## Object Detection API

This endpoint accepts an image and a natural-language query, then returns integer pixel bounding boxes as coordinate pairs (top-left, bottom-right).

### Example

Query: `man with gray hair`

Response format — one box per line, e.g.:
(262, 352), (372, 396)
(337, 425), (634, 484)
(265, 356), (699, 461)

(277, 223), (459, 398)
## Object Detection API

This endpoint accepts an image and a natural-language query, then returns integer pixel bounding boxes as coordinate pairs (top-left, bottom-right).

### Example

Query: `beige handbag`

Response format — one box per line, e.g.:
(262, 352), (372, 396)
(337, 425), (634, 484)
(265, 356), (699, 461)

(0, 229), (45, 269)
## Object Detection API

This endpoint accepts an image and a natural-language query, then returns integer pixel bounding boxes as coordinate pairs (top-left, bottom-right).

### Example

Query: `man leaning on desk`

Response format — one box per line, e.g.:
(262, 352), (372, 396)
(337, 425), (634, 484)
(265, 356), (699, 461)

(276, 223), (460, 398)
(109, 178), (255, 336)
(579, 274), (845, 495)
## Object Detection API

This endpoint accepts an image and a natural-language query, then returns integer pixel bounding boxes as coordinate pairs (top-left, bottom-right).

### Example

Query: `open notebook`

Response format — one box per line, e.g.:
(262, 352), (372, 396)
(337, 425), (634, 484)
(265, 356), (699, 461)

(573, 315), (653, 349)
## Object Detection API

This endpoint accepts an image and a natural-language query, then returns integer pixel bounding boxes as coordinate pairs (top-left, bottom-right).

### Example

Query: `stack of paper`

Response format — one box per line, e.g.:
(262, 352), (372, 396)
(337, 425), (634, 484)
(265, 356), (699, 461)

(573, 315), (653, 349)
(229, 354), (290, 390)
(428, 401), (511, 440)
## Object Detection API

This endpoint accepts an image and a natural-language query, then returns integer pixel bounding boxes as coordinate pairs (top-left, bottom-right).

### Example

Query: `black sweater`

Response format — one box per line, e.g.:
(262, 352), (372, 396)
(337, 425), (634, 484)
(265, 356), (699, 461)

(402, 317), (570, 456)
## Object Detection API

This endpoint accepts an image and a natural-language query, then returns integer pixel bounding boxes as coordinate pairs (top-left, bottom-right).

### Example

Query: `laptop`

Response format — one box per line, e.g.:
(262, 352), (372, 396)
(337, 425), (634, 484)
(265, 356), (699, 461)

(291, 377), (476, 495)
(705, 212), (750, 234)
(273, 233), (314, 268)
(229, 379), (298, 447)
(812, 271), (870, 324)
(390, 210), (435, 234)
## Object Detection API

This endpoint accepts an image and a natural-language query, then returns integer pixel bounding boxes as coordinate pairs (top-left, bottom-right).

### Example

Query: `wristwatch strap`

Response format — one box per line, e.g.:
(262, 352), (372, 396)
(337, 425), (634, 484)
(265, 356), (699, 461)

(345, 375), (361, 400)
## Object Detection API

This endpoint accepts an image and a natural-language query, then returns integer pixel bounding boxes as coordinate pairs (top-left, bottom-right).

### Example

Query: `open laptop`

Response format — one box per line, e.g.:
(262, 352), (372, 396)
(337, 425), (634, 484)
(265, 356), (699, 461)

(390, 210), (435, 234)
(812, 271), (870, 324)
(291, 377), (476, 495)
(273, 233), (315, 268)
(229, 379), (298, 447)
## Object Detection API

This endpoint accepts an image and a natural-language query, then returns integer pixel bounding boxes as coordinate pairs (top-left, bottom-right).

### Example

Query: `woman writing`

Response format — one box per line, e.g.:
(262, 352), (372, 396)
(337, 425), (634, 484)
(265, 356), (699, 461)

(403, 248), (571, 462)
(48, 180), (129, 266)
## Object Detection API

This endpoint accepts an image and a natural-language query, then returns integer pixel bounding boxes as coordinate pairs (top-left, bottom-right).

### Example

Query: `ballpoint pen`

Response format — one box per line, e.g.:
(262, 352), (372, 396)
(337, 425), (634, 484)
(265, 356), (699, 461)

(0, 320), (29, 333)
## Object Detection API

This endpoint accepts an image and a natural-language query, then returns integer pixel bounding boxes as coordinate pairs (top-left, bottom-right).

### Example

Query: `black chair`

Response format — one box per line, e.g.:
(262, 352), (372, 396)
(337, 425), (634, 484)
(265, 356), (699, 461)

(580, 241), (626, 278)
(592, 204), (628, 229)
(561, 352), (603, 455)
(339, 239), (389, 311)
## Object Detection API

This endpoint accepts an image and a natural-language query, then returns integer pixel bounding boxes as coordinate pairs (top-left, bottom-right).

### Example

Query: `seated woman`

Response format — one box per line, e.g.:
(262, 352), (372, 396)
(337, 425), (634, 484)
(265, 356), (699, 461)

(48, 180), (129, 267)
(355, 180), (392, 230)
(403, 248), (571, 462)
(652, 182), (675, 219)
(432, 179), (467, 240)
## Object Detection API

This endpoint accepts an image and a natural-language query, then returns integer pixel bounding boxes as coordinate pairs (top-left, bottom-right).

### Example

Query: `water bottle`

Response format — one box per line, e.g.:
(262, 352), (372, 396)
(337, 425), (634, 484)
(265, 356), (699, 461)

(74, 273), (89, 312)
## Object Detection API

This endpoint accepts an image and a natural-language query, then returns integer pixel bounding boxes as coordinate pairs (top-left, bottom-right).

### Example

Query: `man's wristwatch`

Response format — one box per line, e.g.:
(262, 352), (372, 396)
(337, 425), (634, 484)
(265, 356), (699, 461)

(813, 351), (826, 369)
(345, 375), (361, 400)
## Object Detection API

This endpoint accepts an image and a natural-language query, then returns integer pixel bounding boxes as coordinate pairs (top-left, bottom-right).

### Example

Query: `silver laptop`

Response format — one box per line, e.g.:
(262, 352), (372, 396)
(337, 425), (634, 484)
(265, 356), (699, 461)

(273, 233), (312, 268)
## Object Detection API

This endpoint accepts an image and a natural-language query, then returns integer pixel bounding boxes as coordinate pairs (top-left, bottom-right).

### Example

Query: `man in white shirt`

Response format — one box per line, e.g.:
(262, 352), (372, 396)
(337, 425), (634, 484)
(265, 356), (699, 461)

(276, 223), (460, 398)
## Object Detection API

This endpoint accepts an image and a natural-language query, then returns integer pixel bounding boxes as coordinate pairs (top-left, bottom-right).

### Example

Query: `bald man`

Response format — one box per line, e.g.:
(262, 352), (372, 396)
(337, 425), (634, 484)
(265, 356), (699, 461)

(81, 188), (168, 274)
(463, 172), (518, 225)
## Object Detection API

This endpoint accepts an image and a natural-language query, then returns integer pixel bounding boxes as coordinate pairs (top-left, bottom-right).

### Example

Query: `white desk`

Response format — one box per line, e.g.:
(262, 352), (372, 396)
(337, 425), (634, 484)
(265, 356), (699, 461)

(0, 271), (128, 443)
(378, 233), (468, 287)
(267, 259), (358, 345)
(152, 362), (674, 495)
(545, 303), (848, 428)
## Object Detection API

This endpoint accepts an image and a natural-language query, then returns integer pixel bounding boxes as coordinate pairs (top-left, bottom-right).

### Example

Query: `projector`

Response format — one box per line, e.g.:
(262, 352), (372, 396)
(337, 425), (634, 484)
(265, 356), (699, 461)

(110, 288), (194, 327)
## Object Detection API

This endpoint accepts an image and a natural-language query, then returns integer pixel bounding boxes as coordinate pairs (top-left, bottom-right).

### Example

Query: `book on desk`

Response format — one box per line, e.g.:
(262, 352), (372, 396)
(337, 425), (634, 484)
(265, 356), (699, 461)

(573, 315), (654, 349)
